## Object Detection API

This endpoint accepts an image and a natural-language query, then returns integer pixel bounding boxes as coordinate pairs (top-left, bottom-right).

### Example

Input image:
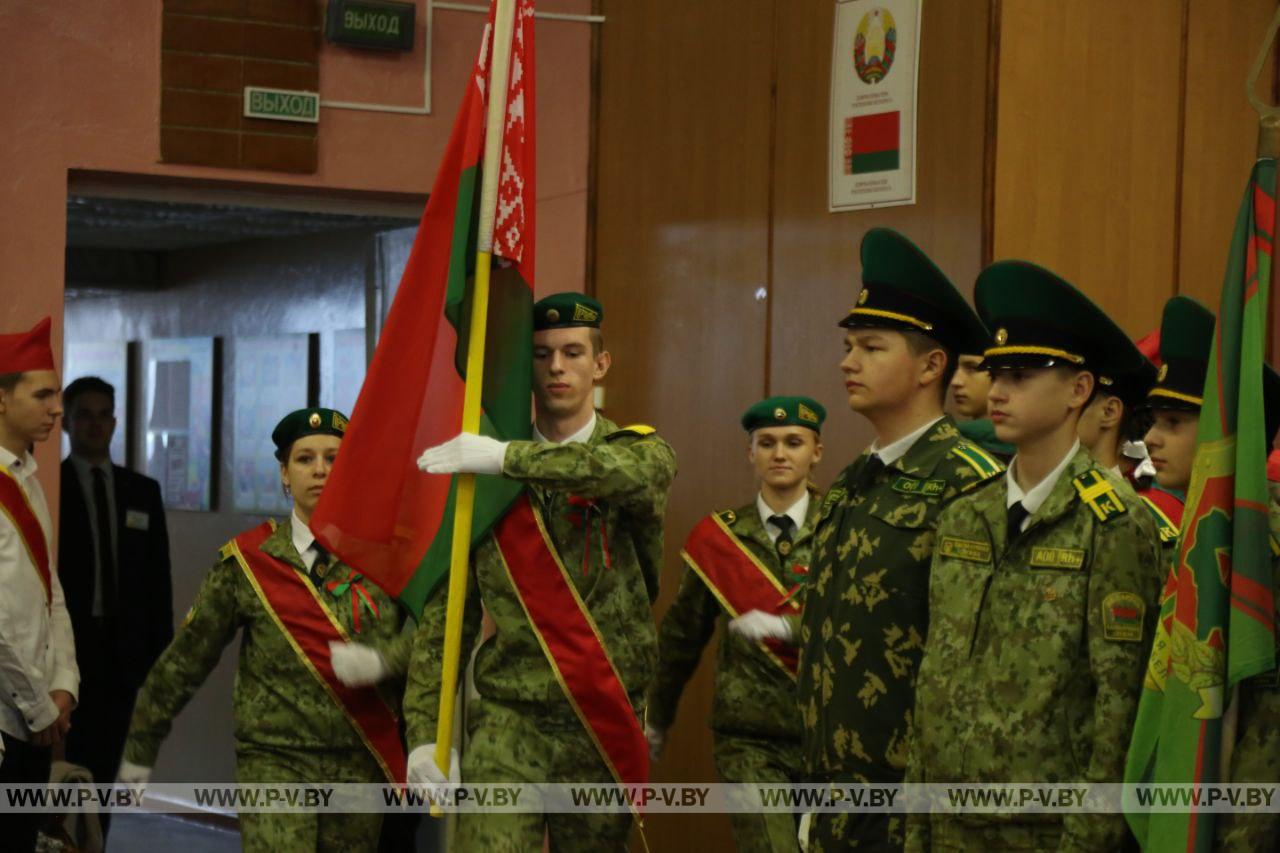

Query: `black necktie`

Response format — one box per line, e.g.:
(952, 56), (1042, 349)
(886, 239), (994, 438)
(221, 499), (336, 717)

(91, 467), (116, 616)
(853, 454), (886, 493)
(311, 543), (331, 585)
(770, 514), (797, 559)
(1007, 501), (1030, 544)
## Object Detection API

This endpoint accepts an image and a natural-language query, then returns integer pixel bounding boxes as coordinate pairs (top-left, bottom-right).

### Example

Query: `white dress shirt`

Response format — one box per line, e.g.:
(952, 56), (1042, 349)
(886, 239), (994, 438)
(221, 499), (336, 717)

(0, 446), (79, 739)
(291, 511), (326, 572)
(68, 454), (117, 617)
(868, 416), (945, 466)
(532, 413), (597, 446)
(757, 492), (810, 544)
(1006, 440), (1080, 533)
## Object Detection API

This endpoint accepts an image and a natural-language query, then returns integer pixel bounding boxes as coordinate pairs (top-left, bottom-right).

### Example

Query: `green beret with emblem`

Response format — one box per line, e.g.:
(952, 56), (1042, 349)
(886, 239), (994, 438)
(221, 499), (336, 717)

(272, 407), (350, 461)
(841, 228), (990, 355)
(1148, 295), (1280, 441)
(534, 292), (603, 331)
(975, 261), (1148, 384)
(741, 395), (827, 433)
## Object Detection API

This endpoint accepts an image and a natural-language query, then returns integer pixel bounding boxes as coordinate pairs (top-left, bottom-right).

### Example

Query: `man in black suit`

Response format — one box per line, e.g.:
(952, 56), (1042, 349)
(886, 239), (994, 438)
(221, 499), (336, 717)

(58, 376), (172, 832)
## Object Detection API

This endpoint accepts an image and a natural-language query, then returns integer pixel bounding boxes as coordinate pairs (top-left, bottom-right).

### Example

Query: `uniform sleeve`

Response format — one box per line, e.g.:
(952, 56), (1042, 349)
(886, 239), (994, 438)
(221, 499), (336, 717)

(363, 594), (413, 679)
(645, 564), (720, 731)
(501, 434), (677, 519)
(123, 557), (243, 767)
(0, 618), (60, 732)
(403, 566), (483, 749)
(1060, 509), (1163, 852)
(46, 569), (80, 702)
(902, 542), (948, 853)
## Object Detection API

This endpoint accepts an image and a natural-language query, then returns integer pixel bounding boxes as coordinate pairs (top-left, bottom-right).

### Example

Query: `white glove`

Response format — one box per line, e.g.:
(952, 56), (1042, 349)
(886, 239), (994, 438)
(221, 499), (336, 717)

(798, 811), (813, 851)
(645, 723), (665, 762)
(329, 641), (389, 687)
(417, 433), (508, 476)
(729, 609), (793, 643)
(116, 759), (151, 803)
(407, 743), (461, 794)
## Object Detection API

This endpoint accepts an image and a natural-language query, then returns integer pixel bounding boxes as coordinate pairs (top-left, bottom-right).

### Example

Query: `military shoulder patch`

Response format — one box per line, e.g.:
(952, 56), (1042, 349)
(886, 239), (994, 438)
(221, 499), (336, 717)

(1139, 495), (1179, 544)
(938, 536), (992, 563)
(1072, 470), (1128, 524)
(606, 424), (657, 441)
(819, 486), (846, 520)
(1102, 591), (1145, 642)
(949, 441), (1005, 490)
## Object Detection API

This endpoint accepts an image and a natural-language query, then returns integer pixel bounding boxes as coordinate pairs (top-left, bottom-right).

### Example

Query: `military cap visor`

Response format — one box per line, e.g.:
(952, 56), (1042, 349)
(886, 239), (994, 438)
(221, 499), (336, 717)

(273, 407), (349, 461)
(534, 292), (603, 331)
(742, 396), (827, 433)
(841, 228), (990, 356)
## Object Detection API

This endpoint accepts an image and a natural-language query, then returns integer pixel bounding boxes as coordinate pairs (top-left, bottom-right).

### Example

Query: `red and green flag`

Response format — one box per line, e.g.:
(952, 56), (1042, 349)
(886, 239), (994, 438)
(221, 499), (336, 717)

(844, 111), (899, 175)
(310, 0), (536, 617)
(1124, 159), (1278, 851)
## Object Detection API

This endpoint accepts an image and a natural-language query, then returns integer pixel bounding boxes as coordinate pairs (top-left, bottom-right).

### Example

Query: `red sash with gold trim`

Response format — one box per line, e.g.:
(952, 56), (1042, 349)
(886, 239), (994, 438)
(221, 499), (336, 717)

(681, 513), (803, 677)
(0, 466), (50, 608)
(228, 522), (406, 784)
(492, 493), (649, 791)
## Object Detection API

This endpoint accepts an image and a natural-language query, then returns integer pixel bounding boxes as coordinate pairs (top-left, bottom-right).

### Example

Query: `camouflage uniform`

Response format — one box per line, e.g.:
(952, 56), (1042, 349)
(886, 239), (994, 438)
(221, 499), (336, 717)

(647, 494), (820, 853)
(404, 414), (676, 852)
(124, 518), (410, 853)
(905, 447), (1162, 852)
(797, 417), (1004, 851)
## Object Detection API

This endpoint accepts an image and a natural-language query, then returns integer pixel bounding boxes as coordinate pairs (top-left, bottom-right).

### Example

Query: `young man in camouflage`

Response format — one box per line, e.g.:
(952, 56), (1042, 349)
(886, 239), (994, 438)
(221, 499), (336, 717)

(750, 229), (1004, 852)
(407, 293), (677, 851)
(1129, 295), (1280, 851)
(646, 395), (825, 853)
(905, 261), (1163, 851)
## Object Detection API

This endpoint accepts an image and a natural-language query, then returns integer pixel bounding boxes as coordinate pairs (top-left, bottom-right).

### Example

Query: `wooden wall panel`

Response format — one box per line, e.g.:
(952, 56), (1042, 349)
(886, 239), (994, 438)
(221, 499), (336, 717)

(1178, 0), (1277, 310)
(594, 2), (776, 849)
(770, 0), (993, 470)
(992, 0), (1184, 337)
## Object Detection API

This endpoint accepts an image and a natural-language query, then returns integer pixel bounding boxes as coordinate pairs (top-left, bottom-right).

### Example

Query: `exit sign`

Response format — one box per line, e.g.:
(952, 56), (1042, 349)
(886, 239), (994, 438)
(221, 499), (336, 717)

(326, 0), (415, 52)
(243, 87), (320, 124)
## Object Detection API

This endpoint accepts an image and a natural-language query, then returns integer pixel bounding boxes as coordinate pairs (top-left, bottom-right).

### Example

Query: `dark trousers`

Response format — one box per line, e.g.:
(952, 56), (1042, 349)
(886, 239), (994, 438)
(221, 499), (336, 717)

(0, 730), (53, 853)
(66, 618), (138, 839)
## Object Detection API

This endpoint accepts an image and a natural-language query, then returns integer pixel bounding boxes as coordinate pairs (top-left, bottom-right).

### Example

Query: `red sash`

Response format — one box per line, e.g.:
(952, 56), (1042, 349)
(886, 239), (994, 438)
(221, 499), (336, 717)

(681, 513), (803, 677)
(0, 466), (50, 608)
(493, 493), (649, 793)
(228, 522), (406, 784)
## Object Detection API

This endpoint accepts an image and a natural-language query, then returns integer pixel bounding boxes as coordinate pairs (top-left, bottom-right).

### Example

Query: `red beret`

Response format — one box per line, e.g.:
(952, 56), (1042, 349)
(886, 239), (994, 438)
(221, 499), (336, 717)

(0, 317), (55, 374)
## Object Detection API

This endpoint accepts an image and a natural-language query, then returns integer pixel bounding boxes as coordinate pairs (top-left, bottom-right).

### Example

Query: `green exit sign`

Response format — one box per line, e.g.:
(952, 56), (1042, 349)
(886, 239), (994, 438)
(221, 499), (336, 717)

(243, 87), (320, 123)
(326, 0), (416, 52)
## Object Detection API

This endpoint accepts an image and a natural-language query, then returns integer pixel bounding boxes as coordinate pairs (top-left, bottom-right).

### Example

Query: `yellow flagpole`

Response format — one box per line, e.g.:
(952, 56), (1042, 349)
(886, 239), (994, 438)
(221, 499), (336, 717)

(433, 0), (519, 806)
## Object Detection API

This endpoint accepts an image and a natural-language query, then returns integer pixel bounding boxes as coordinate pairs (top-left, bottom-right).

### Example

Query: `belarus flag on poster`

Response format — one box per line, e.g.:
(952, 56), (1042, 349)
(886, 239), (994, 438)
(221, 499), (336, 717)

(845, 111), (900, 175)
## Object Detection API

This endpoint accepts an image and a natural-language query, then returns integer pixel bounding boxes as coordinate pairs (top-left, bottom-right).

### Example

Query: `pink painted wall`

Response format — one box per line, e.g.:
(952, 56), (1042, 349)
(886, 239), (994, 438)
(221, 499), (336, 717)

(0, 0), (592, 496)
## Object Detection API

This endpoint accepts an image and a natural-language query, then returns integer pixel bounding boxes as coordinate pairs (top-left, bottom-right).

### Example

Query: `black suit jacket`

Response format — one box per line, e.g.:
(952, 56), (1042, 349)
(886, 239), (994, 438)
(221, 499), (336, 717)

(58, 459), (174, 691)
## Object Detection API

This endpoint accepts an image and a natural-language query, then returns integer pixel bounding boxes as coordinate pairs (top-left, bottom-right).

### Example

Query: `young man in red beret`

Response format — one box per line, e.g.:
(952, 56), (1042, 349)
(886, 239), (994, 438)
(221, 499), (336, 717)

(0, 318), (79, 852)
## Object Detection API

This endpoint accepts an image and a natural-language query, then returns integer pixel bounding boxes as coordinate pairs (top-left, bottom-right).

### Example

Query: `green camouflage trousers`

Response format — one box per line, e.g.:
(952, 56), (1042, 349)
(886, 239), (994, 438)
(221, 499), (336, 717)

(456, 698), (636, 852)
(713, 734), (802, 853)
(809, 810), (905, 852)
(235, 743), (384, 853)
(913, 817), (1062, 852)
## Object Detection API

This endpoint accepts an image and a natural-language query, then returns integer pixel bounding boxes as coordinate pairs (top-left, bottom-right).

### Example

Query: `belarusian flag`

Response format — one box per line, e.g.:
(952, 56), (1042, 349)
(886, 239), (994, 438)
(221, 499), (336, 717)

(1124, 159), (1278, 850)
(311, 0), (536, 617)
(844, 111), (899, 174)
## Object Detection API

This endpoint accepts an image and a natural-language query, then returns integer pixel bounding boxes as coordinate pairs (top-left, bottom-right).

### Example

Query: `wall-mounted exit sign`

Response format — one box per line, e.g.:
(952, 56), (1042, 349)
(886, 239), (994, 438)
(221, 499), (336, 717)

(243, 87), (320, 123)
(326, 0), (416, 52)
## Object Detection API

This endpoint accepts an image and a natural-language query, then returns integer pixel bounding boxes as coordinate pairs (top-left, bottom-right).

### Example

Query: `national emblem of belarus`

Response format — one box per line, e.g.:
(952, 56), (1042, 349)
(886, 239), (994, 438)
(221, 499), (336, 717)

(853, 7), (897, 85)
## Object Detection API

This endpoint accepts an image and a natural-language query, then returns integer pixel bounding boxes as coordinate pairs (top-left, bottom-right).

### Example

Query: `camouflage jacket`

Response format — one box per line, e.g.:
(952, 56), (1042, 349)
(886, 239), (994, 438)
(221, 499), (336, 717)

(797, 416), (1004, 782)
(124, 518), (410, 766)
(905, 447), (1162, 852)
(404, 415), (677, 746)
(646, 492), (820, 742)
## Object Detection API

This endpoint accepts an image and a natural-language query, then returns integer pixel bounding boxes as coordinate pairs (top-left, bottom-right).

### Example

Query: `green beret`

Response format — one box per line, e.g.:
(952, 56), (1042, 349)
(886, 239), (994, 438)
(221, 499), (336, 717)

(534, 292), (603, 331)
(975, 261), (1148, 383)
(741, 396), (826, 433)
(841, 228), (990, 355)
(272, 407), (349, 461)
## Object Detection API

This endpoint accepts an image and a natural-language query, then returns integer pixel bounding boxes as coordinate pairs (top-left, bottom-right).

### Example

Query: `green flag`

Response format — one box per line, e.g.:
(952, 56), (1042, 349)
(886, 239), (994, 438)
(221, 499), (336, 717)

(1124, 159), (1278, 850)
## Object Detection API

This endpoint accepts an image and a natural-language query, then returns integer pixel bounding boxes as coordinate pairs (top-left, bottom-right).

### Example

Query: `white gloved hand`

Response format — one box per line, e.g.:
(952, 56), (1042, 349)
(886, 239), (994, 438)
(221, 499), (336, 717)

(798, 810), (813, 852)
(116, 759), (152, 803)
(729, 609), (793, 643)
(329, 641), (389, 687)
(417, 433), (508, 476)
(644, 723), (665, 762)
(407, 743), (461, 795)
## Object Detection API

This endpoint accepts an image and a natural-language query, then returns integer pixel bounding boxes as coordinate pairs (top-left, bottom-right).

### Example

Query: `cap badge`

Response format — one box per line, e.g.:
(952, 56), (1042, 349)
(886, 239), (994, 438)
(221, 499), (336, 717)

(773, 407), (787, 421)
(857, 289), (870, 306)
(308, 413), (322, 428)
(1157, 363), (1168, 382)
(994, 328), (1008, 346)
(573, 303), (600, 322)
(546, 308), (561, 323)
